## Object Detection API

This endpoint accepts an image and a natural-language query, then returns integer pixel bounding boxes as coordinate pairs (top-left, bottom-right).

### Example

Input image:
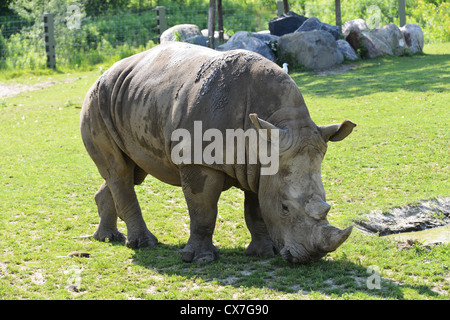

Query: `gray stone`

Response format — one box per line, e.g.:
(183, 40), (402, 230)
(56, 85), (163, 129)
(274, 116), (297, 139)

(201, 29), (230, 41)
(216, 35), (276, 62)
(269, 11), (308, 36)
(400, 23), (424, 53)
(342, 19), (368, 37)
(160, 24), (202, 43)
(371, 23), (407, 56)
(278, 30), (344, 70)
(362, 30), (393, 56)
(251, 32), (279, 44)
(186, 35), (219, 48)
(336, 40), (358, 61)
(295, 17), (340, 40)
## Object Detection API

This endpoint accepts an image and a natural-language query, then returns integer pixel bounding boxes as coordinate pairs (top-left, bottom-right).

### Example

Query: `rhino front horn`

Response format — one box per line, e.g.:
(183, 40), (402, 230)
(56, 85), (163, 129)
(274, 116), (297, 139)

(319, 225), (353, 253)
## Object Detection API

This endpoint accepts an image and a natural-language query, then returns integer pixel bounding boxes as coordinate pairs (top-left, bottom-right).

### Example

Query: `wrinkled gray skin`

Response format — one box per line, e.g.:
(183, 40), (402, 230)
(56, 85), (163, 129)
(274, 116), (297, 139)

(80, 42), (356, 264)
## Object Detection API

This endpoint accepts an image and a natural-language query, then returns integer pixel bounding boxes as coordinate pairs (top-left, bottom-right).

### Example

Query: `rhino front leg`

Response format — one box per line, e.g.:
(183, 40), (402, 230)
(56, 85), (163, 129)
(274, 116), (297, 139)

(93, 181), (126, 242)
(180, 166), (224, 263)
(244, 191), (276, 257)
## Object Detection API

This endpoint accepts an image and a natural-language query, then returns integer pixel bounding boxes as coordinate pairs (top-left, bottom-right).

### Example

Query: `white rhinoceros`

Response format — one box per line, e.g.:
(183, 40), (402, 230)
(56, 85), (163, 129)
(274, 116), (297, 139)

(80, 42), (356, 263)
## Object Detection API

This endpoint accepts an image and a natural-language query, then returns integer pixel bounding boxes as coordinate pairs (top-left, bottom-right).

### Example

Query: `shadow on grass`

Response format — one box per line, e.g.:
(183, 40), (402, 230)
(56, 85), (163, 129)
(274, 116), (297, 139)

(291, 53), (450, 99)
(129, 243), (442, 299)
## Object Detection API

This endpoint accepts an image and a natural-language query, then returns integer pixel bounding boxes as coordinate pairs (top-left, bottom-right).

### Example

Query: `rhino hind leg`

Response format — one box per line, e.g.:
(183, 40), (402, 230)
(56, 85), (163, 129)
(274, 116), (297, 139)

(81, 105), (157, 249)
(244, 191), (276, 257)
(93, 181), (126, 242)
(180, 166), (225, 263)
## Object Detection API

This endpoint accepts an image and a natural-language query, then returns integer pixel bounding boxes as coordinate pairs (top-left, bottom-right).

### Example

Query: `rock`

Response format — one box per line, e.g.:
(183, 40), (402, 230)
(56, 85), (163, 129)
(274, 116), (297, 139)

(295, 17), (340, 40)
(356, 198), (450, 237)
(228, 31), (279, 44)
(346, 23), (409, 58)
(201, 29), (230, 42)
(251, 32), (279, 44)
(278, 30), (344, 70)
(269, 11), (308, 36)
(216, 35), (276, 62)
(186, 35), (218, 48)
(371, 23), (406, 56)
(228, 31), (254, 41)
(336, 39), (358, 61)
(400, 24), (424, 53)
(342, 19), (368, 37)
(160, 24), (202, 43)
(346, 28), (395, 59)
(362, 30), (393, 56)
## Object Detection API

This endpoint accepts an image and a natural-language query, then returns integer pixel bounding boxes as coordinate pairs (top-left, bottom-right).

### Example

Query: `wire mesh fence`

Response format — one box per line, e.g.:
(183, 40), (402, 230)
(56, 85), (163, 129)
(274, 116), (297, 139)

(0, 4), (270, 70)
(0, 1), (448, 71)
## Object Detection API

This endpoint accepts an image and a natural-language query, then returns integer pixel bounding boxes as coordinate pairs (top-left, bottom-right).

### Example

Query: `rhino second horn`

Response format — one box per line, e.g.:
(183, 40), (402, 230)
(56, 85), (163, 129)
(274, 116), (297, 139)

(305, 197), (331, 220)
(320, 225), (353, 252)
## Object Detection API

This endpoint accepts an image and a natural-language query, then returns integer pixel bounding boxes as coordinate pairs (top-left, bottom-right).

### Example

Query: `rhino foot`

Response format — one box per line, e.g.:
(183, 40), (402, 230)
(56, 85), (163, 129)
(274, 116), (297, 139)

(246, 240), (276, 257)
(181, 243), (219, 263)
(125, 230), (158, 249)
(93, 228), (126, 243)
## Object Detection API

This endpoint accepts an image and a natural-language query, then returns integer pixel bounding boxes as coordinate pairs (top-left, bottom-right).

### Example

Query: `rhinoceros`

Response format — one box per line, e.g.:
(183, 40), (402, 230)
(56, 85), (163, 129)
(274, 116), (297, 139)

(80, 42), (356, 264)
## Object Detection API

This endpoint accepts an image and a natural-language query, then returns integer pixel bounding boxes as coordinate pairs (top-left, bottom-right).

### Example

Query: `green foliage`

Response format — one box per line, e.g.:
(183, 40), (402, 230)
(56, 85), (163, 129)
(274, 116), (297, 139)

(409, 0), (450, 43)
(0, 0), (449, 71)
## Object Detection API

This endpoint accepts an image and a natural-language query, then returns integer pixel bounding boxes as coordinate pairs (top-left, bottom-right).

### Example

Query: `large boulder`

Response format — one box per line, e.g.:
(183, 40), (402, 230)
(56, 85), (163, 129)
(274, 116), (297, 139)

(346, 23), (408, 58)
(186, 35), (219, 48)
(400, 24), (424, 53)
(295, 17), (340, 40)
(160, 24), (202, 43)
(371, 23), (407, 56)
(278, 30), (344, 70)
(342, 19), (368, 37)
(251, 31), (280, 43)
(345, 30), (384, 59)
(269, 11), (308, 36)
(336, 39), (358, 61)
(201, 29), (230, 42)
(216, 32), (276, 62)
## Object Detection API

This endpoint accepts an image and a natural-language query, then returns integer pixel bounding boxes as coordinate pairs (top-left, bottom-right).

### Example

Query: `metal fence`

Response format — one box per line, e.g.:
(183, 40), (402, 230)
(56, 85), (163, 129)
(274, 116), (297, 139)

(0, 4), (268, 70)
(0, 1), (444, 71)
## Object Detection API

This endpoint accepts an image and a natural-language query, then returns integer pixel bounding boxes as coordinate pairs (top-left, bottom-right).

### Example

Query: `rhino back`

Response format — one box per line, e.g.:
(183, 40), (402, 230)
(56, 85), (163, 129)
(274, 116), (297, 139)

(92, 42), (307, 189)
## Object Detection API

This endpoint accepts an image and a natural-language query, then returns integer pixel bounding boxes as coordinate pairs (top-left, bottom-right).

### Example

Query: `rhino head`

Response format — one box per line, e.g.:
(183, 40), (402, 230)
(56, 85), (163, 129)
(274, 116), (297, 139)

(250, 113), (356, 264)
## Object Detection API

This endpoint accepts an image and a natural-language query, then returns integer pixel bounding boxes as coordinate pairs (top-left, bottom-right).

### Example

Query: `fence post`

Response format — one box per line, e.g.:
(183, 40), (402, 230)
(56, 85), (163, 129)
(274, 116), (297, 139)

(398, 0), (406, 27)
(156, 6), (167, 42)
(335, 0), (342, 28)
(276, 1), (284, 16)
(282, 0), (290, 13)
(217, 0), (224, 44)
(43, 13), (56, 70)
(208, 0), (216, 49)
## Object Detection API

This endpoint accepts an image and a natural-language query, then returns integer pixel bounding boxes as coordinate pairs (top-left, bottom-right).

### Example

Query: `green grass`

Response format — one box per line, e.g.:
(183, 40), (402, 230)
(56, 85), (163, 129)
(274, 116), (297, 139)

(0, 43), (449, 300)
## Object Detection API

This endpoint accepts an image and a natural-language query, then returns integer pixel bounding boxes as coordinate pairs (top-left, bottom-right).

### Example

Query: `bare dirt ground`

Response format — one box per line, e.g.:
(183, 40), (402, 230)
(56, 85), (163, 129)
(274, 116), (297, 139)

(0, 78), (78, 98)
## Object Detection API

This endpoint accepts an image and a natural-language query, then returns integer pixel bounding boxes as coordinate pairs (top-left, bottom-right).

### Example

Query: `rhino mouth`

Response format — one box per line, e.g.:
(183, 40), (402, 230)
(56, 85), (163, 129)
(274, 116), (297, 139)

(280, 245), (326, 264)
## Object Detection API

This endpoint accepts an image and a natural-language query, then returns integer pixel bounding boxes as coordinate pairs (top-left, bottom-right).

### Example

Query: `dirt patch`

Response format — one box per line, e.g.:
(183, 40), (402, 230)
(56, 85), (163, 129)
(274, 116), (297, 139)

(0, 78), (78, 98)
(356, 198), (450, 236)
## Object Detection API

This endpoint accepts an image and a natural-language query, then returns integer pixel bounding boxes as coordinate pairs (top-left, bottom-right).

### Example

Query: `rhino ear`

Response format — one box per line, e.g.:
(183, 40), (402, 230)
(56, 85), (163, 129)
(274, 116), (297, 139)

(249, 113), (279, 140)
(249, 113), (292, 150)
(319, 120), (357, 142)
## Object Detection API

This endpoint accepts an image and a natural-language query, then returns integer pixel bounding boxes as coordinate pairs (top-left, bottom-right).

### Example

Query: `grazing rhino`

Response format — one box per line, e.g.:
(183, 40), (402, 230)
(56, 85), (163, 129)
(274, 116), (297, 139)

(80, 42), (356, 264)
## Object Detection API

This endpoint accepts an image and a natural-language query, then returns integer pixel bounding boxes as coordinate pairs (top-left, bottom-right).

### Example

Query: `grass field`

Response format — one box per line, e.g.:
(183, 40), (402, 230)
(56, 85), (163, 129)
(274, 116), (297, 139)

(0, 43), (449, 300)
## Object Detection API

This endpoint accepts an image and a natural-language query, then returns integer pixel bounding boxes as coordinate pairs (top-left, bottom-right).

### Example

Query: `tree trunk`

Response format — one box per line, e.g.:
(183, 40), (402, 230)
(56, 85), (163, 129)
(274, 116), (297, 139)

(217, 0), (224, 44)
(335, 0), (342, 27)
(208, 0), (216, 49)
(283, 0), (289, 13)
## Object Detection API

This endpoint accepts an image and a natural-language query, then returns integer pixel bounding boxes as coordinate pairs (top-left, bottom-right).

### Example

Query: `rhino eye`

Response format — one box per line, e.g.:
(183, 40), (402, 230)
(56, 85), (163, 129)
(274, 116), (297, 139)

(281, 203), (289, 214)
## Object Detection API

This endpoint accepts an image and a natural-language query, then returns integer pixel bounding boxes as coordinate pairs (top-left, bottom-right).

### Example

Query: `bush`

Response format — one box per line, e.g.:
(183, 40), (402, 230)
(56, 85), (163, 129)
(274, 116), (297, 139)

(0, 0), (449, 71)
